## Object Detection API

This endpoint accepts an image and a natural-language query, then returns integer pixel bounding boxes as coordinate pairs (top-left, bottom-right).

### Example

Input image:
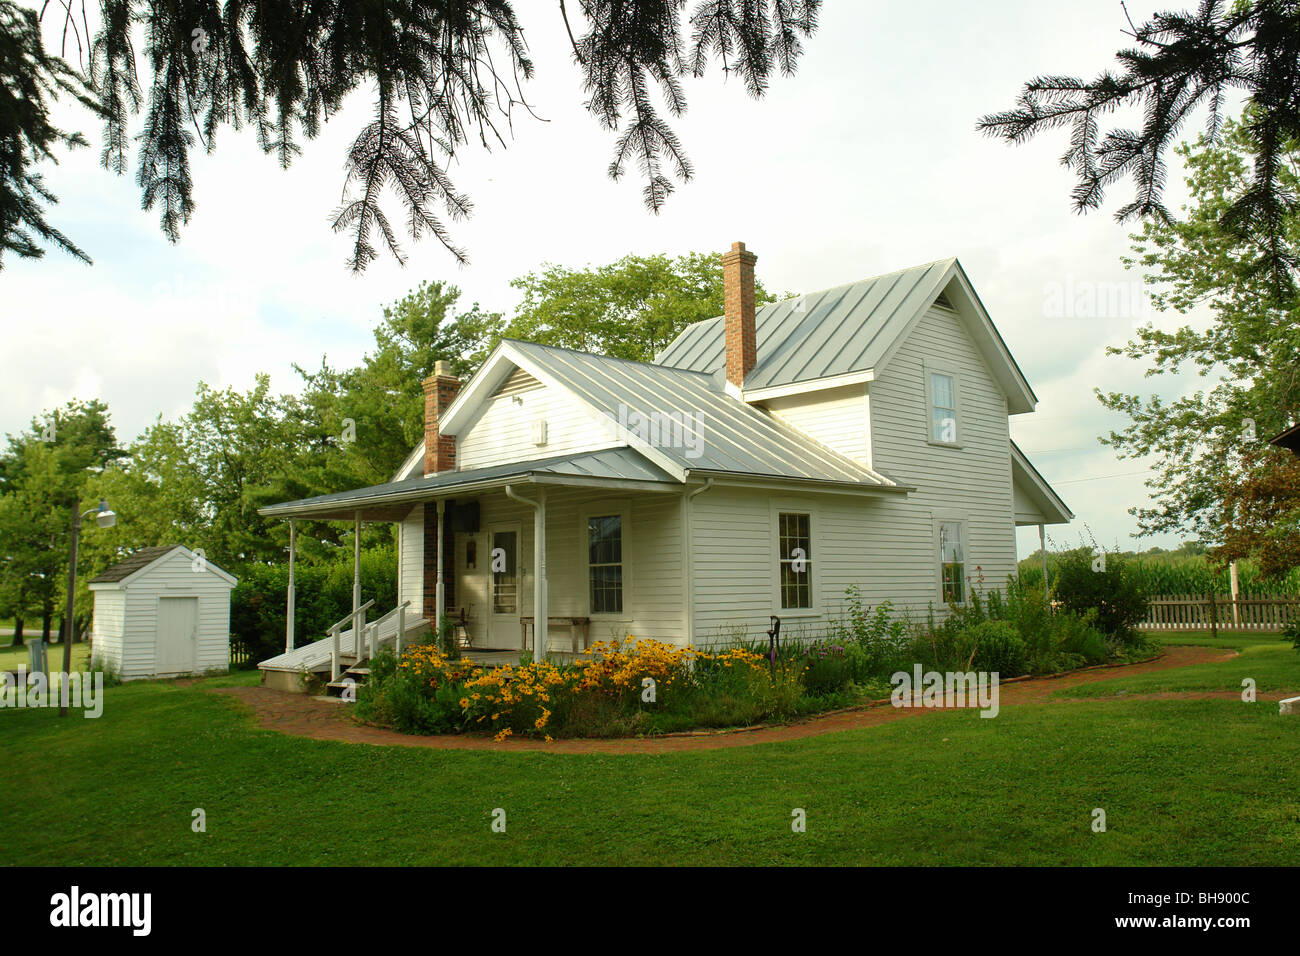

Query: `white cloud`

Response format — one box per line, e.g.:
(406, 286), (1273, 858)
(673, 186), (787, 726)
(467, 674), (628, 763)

(3, 0), (1234, 553)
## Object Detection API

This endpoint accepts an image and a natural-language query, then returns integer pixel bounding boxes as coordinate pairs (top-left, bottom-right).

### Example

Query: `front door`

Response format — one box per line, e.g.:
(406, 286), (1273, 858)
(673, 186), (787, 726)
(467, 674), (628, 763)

(156, 596), (198, 675)
(488, 525), (521, 647)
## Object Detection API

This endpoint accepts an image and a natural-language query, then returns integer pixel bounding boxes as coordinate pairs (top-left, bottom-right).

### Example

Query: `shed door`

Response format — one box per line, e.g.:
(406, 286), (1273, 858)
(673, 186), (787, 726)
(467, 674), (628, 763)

(156, 597), (199, 675)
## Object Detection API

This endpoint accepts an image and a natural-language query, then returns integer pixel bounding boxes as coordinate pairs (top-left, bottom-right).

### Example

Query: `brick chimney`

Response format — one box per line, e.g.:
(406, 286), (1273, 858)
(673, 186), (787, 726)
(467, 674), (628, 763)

(422, 360), (461, 474)
(722, 241), (757, 389)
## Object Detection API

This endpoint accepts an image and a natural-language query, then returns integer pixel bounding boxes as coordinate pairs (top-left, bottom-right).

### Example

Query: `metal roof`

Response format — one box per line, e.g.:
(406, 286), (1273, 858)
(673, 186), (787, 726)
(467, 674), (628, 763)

(504, 339), (899, 487)
(657, 260), (956, 389)
(257, 447), (680, 520)
(1010, 440), (1073, 525)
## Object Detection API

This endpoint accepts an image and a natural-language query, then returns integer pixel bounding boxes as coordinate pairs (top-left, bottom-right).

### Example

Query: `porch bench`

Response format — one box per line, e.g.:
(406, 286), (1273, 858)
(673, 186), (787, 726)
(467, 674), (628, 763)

(519, 616), (591, 654)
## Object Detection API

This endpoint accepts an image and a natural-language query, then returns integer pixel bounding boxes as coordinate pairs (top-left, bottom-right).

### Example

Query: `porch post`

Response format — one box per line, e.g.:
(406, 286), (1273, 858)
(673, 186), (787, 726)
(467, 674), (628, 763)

(1038, 524), (1048, 591)
(286, 518), (297, 653)
(533, 488), (547, 662)
(436, 499), (446, 633)
(353, 512), (362, 653)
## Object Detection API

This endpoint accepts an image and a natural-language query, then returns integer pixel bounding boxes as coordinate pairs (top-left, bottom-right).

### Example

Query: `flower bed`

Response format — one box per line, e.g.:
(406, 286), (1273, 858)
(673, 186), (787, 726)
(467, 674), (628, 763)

(357, 639), (798, 740)
(357, 579), (1151, 740)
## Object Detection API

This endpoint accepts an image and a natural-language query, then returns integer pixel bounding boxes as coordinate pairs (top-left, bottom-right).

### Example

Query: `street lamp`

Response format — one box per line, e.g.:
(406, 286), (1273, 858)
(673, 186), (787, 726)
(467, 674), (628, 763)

(60, 499), (116, 717)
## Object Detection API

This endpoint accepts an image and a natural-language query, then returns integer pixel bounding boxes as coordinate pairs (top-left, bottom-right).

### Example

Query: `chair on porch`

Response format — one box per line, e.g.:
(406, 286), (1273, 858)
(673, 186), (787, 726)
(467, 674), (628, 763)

(452, 605), (474, 649)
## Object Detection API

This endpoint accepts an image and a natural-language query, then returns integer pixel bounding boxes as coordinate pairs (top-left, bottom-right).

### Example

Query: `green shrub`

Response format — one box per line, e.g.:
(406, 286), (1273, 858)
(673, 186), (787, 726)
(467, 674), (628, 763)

(229, 545), (399, 667)
(1052, 546), (1148, 643)
(1283, 620), (1300, 652)
(964, 621), (1030, 677)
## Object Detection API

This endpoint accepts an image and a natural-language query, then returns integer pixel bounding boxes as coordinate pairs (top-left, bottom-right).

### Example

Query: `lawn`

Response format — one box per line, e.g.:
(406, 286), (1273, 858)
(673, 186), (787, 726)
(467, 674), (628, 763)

(1060, 630), (1300, 698)
(2, 636), (1298, 866)
(0, 640), (92, 673)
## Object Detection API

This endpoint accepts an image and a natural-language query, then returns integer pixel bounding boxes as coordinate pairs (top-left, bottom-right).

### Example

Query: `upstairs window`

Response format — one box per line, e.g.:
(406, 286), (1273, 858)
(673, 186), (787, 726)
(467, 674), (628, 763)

(778, 512), (812, 609)
(939, 521), (965, 604)
(929, 370), (958, 444)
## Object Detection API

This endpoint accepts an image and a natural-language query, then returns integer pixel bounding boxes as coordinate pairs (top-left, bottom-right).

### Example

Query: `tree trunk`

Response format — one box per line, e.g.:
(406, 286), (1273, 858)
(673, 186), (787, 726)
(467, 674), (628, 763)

(41, 607), (52, 641)
(9, 616), (22, 648)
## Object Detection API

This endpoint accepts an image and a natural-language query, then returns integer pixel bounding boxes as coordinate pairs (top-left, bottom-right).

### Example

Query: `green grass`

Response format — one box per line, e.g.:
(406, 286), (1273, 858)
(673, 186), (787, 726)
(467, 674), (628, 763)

(1058, 631), (1300, 698)
(3, 658), (1298, 865)
(0, 640), (92, 673)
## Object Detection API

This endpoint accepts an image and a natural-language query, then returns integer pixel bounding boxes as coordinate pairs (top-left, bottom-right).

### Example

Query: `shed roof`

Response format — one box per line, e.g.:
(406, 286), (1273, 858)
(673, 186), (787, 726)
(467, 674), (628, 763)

(258, 447), (682, 520)
(88, 545), (238, 587)
(1011, 441), (1073, 526)
(88, 546), (183, 583)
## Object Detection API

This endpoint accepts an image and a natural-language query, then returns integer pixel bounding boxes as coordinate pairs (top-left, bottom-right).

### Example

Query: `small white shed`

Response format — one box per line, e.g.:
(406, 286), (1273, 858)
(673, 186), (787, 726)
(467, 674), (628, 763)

(88, 545), (237, 680)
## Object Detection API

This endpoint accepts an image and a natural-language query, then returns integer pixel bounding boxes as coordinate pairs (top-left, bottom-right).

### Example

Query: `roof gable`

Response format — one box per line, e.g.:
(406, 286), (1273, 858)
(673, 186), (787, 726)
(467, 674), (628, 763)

(656, 258), (1037, 413)
(439, 339), (900, 489)
(88, 545), (238, 587)
(1011, 441), (1072, 525)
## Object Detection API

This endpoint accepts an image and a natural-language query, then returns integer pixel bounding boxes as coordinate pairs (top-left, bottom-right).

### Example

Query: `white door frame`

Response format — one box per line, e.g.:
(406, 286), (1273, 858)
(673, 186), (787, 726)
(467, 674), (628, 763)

(156, 595), (199, 676)
(487, 522), (522, 647)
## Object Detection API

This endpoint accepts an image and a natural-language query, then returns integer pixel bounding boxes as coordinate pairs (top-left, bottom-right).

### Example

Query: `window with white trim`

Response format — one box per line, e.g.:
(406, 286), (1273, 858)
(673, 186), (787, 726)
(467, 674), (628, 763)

(777, 512), (812, 609)
(587, 514), (623, 614)
(939, 521), (965, 604)
(930, 370), (958, 444)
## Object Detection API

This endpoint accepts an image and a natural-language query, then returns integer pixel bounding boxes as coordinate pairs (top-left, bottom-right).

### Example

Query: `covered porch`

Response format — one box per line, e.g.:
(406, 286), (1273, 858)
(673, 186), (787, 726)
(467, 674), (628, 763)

(256, 448), (691, 692)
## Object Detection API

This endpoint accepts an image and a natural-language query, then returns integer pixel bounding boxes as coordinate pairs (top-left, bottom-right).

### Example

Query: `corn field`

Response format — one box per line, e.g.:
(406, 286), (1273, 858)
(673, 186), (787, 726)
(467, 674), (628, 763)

(1017, 552), (1300, 597)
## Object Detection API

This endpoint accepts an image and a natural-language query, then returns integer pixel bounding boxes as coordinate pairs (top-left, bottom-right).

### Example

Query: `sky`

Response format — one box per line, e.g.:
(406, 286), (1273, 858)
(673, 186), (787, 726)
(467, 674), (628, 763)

(2, 0), (1230, 559)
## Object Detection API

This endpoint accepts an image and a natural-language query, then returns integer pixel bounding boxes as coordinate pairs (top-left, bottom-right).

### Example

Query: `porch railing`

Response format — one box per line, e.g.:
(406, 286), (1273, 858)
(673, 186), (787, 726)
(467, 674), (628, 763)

(328, 599), (374, 682)
(365, 601), (412, 661)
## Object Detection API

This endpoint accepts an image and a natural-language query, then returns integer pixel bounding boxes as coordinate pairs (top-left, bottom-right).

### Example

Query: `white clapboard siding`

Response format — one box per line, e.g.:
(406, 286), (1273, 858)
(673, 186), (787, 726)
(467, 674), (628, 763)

(457, 378), (622, 470)
(761, 384), (871, 466)
(689, 305), (1018, 643)
(464, 485), (684, 650)
(867, 305), (1017, 606)
(90, 590), (126, 670)
(91, 547), (235, 679)
(397, 504), (424, 612)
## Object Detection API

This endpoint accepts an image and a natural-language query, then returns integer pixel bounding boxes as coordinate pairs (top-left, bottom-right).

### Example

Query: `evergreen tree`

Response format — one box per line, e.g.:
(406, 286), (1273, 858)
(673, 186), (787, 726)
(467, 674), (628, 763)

(4, 0), (820, 271)
(1096, 115), (1299, 552)
(980, 0), (1300, 293)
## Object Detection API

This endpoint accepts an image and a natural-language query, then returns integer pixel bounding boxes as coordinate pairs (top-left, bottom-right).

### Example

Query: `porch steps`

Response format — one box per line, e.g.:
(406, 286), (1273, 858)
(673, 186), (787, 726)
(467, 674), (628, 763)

(326, 661), (372, 700)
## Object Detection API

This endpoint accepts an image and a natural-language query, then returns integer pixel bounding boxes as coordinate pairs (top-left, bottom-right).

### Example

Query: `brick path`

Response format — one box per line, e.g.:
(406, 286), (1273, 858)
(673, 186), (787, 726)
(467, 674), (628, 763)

(209, 645), (1261, 755)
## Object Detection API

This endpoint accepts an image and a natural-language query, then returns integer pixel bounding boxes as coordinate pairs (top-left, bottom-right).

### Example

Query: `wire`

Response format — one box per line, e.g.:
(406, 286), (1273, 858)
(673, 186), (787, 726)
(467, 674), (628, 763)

(1050, 470), (1152, 485)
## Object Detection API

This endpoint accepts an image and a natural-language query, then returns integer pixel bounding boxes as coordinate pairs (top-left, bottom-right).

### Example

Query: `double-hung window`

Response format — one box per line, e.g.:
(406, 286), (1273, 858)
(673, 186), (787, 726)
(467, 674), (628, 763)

(929, 370), (958, 444)
(588, 514), (623, 614)
(939, 521), (965, 604)
(778, 511), (812, 609)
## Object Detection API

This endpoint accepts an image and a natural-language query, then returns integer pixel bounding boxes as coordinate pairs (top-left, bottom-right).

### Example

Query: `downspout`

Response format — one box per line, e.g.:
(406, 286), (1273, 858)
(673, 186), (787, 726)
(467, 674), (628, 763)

(505, 484), (547, 661)
(681, 478), (715, 647)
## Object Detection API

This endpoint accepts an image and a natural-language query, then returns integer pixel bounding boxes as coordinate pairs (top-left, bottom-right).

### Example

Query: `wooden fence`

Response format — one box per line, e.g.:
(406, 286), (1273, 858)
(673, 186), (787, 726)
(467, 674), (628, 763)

(230, 643), (253, 667)
(1140, 593), (1300, 633)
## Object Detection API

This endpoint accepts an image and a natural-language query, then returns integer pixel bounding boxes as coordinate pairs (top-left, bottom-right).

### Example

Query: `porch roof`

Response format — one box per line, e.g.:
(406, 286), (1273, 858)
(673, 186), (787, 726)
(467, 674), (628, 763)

(257, 447), (680, 521)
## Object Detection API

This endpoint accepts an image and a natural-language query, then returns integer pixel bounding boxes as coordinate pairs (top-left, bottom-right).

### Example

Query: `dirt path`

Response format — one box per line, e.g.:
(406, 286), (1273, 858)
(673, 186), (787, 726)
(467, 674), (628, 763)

(210, 645), (1261, 755)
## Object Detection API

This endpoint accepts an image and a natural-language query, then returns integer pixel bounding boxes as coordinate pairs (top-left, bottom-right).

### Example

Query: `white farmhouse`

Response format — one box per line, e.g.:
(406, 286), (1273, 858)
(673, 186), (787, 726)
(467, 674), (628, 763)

(89, 545), (237, 679)
(257, 243), (1071, 692)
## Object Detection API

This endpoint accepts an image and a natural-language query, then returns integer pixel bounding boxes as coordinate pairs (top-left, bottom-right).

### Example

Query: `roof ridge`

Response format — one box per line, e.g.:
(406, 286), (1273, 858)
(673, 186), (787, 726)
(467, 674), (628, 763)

(666, 256), (958, 337)
(503, 337), (717, 377)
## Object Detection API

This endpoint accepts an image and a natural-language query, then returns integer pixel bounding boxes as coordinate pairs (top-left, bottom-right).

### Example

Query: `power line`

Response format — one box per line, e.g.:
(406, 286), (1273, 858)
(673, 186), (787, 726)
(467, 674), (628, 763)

(1050, 470), (1151, 485)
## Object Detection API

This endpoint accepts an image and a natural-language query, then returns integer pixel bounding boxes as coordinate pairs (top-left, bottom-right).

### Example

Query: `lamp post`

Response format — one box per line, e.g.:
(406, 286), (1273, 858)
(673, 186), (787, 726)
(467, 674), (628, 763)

(60, 498), (116, 717)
